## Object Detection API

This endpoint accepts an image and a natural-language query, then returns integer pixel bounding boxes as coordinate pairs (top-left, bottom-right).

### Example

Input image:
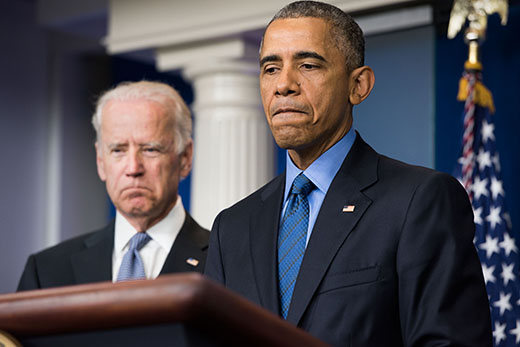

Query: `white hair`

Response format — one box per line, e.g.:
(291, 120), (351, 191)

(92, 81), (192, 154)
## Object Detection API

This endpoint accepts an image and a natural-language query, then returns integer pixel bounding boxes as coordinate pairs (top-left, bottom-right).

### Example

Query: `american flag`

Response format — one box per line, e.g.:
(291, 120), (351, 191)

(454, 70), (520, 346)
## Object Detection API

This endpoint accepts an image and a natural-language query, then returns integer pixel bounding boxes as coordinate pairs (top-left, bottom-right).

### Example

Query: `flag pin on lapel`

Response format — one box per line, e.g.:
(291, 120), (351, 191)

(342, 205), (355, 213)
(186, 258), (199, 267)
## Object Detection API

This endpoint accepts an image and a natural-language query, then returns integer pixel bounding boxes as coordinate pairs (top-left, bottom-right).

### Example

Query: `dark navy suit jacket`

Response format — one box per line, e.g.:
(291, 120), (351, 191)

(205, 135), (492, 346)
(18, 214), (209, 290)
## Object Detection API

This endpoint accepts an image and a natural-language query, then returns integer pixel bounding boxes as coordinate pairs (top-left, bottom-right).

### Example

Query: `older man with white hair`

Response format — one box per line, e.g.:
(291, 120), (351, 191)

(18, 81), (209, 290)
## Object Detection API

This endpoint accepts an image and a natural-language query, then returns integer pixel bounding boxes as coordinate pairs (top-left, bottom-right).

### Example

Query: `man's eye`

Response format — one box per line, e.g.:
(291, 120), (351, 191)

(264, 66), (278, 74)
(143, 147), (161, 155)
(301, 64), (318, 70)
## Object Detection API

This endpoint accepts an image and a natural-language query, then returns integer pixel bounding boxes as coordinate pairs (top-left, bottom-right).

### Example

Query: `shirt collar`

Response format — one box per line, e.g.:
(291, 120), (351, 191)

(284, 128), (356, 200)
(114, 195), (186, 253)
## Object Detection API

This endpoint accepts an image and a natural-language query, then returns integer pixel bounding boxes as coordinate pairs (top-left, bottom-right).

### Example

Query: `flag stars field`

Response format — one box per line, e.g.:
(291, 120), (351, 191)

(495, 322), (507, 345)
(454, 68), (519, 346)
(494, 292), (513, 316)
(500, 262), (516, 286)
(473, 206), (483, 225)
(472, 176), (489, 200)
(477, 148), (492, 170)
(479, 234), (500, 259)
(499, 233), (518, 256)
(509, 320), (520, 344)
(481, 120), (496, 143)
(482, 263), (497, 284)
(490, 176), (505, 200)
(486, 206), (503, 230)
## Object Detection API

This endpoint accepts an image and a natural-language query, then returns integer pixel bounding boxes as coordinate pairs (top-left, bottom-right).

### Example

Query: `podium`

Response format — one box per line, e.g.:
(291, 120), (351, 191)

(0, 273), (326, 346)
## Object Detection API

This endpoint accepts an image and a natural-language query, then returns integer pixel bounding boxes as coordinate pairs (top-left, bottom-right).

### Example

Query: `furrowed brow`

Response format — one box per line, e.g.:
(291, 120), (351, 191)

(107, 143), (126, 150)
(294, 51), (327, 63)
(140, 142), (162, 148)
(260, 54), (281, 67)
(140, 142), (167, 150)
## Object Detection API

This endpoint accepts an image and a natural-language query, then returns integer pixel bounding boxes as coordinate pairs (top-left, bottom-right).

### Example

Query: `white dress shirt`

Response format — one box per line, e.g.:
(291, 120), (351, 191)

(112, 196), (186, 282)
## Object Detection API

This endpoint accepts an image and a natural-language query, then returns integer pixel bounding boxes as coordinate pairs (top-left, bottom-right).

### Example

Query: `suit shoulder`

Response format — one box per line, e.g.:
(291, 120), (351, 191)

(348, 135), (459, 193)
(378, 154), (460, 188)
(218, 174), (284, 217)
(363, 154), (468, 209)
(31, 224), (112, 261)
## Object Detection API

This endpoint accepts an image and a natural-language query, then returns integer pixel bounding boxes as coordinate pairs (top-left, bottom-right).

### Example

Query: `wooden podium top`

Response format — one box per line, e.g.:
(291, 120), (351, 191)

(0, 273), (327, 346)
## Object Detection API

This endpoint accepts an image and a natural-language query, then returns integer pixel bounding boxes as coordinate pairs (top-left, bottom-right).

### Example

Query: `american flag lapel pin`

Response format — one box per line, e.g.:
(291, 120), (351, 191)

(186, 258), (199, 267)
(342, 205), (355, 213)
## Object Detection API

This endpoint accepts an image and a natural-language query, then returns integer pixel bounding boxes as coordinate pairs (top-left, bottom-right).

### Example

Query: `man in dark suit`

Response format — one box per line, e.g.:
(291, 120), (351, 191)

(204, 1), (492, 346)
(19, 81), (209, 290)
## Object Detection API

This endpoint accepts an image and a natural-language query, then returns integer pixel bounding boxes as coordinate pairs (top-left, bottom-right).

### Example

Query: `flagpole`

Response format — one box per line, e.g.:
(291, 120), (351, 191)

(448, 0), (506, 196)
(465, 38), (482, 71)
(448, 1), (520, 346)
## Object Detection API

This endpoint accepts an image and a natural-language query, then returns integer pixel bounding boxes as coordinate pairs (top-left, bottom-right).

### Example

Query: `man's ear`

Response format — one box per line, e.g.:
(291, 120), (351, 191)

(348, 66), (375, 105)
(95, 142), (106, 182)
(179, 139), (193, 179)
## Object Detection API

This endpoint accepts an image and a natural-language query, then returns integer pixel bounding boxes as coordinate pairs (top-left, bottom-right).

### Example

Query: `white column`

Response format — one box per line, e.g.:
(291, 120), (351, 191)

(184, 60), (274, 229)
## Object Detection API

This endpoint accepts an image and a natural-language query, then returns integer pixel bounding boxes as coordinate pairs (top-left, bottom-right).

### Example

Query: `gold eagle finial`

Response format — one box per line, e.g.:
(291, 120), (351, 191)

(448, 0), (509, 70)
(448, 0), (508, 40)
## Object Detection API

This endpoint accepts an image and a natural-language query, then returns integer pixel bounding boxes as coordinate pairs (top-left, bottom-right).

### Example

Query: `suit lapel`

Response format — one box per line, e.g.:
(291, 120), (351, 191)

(160, 213), (208, 274)
(71, 222), (114, 284)
(249, 174), (285, 315)
(287, 135), (379, 324)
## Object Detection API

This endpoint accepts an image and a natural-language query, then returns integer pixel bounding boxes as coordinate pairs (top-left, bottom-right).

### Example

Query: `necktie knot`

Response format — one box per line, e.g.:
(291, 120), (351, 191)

(291, 173), (314, 197)
(129, 232), (151, 251)
(116, 232), (151, 282)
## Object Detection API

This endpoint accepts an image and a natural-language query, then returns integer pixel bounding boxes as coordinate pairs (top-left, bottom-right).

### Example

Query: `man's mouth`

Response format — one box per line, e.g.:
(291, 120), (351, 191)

(122, 186), (150, 195)
(273, 107), (306, 116)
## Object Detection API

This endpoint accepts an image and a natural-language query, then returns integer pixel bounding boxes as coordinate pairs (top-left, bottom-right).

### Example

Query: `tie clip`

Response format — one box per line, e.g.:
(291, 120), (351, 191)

(342, 205), (355, 213)
(186, 258), (199, 267)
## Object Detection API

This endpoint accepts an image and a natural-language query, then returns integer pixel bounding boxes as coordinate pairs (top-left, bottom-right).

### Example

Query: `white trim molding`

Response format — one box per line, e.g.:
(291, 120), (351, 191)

(104, 0), (419, 54)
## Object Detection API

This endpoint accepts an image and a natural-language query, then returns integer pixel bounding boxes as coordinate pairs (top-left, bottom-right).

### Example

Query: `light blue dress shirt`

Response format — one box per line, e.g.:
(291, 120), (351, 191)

(282, 128), (356, 246)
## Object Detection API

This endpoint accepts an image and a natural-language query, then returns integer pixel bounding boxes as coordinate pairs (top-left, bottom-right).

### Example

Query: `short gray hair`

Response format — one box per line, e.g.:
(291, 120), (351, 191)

(262, 1), (365, 72)
(92, 81), (192, 154)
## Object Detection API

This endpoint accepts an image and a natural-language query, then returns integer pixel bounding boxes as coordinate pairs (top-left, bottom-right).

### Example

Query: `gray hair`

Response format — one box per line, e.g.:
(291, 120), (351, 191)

(92, 81), (192, 154)
(262, 1), (365, 72)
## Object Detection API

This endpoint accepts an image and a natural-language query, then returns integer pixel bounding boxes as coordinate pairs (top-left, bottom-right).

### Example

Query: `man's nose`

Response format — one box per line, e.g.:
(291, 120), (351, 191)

(125, 150), (144, 177)
(275, 68), (300, 96)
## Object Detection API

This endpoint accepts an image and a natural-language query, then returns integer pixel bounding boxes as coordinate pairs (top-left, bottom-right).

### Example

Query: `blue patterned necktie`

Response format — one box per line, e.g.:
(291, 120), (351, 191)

(278, 173), (315, 318)
(117, 232), (151, 282)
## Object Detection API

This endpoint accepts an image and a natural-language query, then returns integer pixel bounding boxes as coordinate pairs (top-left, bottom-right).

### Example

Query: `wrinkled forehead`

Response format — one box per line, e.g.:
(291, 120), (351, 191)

(102, 98), (174, 123)
(263, 17), (334, 48)
(99, 98), (176, 137)
(260, 17), (340, 63)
